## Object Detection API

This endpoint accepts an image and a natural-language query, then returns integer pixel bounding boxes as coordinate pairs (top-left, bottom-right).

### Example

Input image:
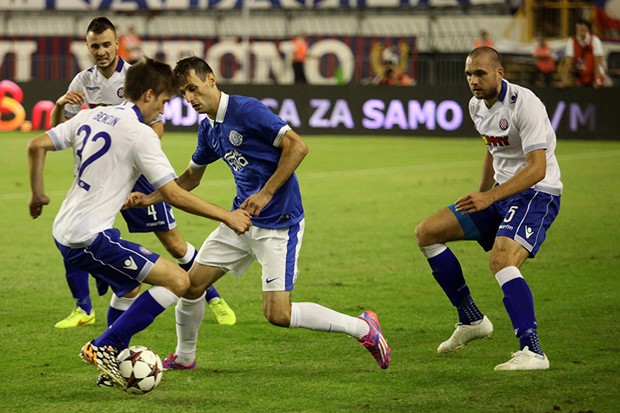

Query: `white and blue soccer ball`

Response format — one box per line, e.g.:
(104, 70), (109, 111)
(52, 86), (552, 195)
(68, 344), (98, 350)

(117, 345), (163, 395)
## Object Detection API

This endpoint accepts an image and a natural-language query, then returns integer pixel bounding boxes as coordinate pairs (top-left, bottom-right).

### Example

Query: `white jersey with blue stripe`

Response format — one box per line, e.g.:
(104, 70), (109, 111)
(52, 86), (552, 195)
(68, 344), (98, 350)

(64, 58), (129, 118)
(190, 92), (302, 229)
(49, 102), (177, 246)
(468, 79), (563, 196)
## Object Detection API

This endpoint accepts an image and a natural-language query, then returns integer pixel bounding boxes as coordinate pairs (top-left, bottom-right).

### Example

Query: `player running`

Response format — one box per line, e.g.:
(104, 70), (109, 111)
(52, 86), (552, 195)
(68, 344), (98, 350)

(126, 56), (391, 370)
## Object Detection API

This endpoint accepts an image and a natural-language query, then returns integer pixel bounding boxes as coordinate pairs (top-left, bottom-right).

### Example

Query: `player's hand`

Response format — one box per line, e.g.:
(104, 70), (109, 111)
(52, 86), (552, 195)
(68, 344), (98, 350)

(225, 209), (252, 235)
(56, 91), (85, 107)
(239, 191), (272, 217)
(454, 192), (493, 215)
(123, 192), (151, 209)
(29, 194), (50, 219)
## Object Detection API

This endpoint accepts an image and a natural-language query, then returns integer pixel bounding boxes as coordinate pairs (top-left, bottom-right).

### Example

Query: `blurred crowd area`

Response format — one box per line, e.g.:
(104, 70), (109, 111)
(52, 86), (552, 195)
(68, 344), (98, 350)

(1, 0), (620, 87)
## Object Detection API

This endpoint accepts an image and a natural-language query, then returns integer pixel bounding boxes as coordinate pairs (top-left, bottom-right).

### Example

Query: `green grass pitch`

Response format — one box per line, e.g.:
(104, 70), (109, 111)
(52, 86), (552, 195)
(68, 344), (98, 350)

(0, 132), (618, 412)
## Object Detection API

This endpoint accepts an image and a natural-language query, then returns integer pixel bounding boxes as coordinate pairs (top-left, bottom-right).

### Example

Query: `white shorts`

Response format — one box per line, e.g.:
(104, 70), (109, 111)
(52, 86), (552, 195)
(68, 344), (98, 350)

(196, 219), (305, 292)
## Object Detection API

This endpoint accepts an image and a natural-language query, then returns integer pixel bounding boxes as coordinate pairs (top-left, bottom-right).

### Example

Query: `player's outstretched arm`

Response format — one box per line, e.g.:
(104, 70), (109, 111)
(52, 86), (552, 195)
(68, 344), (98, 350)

(27, 133), (55, 218)
(158, 180), (252, 235)
(124, 164), (206, 209)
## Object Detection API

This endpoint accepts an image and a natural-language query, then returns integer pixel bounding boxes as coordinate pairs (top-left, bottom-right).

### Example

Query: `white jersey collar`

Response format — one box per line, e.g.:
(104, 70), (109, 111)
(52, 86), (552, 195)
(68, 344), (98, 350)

(120, 101), (145, 124)
(206, 92), (229, 127)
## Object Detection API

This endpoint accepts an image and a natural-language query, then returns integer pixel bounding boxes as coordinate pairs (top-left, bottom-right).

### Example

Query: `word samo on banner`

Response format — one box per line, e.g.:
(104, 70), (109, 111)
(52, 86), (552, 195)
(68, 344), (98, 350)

(2, 80), (618, 140)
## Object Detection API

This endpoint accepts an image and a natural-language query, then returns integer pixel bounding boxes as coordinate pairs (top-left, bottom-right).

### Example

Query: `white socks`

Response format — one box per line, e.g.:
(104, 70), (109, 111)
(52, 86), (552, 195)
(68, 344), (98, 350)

(289, 302), (369, 340)
(174, 292), (206, 364)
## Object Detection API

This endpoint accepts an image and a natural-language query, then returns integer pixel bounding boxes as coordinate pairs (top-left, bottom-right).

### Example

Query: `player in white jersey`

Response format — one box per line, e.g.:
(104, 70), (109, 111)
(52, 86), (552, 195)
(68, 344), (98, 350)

(126, 56), (391, 370)
(49, 17), (236, 330)
(28, 58), (252, 388)
(415, 47), (562, 371)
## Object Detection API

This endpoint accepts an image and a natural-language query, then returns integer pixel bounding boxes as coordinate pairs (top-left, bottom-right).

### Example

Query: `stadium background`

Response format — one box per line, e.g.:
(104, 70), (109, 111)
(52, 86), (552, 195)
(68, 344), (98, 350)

(1, 0), (619, 139)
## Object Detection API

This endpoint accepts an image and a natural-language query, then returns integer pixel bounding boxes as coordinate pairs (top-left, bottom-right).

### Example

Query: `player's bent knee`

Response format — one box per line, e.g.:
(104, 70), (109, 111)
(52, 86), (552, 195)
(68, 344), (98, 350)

(264, 309), (290, 327)
(415, 221), (434, 247)
(165, 268), (190, 297)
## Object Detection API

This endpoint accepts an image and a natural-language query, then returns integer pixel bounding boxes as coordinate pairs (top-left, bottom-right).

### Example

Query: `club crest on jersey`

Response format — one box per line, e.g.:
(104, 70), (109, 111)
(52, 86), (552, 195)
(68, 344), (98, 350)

(499, 118), (509, 130)
(117, 87), (124, 99)
(229, 130), (243, 147)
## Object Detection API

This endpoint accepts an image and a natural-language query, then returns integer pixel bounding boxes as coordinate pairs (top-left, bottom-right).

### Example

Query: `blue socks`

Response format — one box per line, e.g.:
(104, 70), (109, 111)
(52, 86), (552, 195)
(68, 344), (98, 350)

(94, 287), (178, 349)
(64, 264), (92, 314)
(422, 245), (483, 325)
(495, 266), (543, 355)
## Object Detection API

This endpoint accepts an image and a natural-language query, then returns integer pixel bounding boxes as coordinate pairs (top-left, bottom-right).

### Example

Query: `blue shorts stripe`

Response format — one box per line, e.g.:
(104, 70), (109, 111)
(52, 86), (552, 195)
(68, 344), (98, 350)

(285, 222), (301, 291)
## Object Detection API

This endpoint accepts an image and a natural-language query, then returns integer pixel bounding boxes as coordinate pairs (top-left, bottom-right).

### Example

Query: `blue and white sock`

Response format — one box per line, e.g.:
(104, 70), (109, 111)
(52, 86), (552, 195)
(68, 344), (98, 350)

(495, 266), (543, 355)
(421, 244), (483, 324)
(94, 286), (178, 349)
(106, 294), (138, 349)
(176, 243), (221, 304)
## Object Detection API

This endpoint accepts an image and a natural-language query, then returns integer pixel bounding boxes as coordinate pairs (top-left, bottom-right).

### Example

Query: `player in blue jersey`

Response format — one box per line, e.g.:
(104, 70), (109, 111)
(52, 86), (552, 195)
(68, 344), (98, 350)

(126, 56), (391, 370)
(28, 58), (252, 388)
(415, 47), (562, 371)
(49, 17), (236, 329)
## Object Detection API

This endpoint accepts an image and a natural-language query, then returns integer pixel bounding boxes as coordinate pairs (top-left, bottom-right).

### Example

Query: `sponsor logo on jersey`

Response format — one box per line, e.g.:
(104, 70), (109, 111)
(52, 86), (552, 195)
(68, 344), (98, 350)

(510, 92), (518, 103)
(224, 150), (249, 171)
(229, 130), (243, 146)
(481, 134), (510, 146)
(499, 118), (509, 130)
(525, 226), (534, 239)
(86, 86), (101, 91)
(139, 246), (153, 255)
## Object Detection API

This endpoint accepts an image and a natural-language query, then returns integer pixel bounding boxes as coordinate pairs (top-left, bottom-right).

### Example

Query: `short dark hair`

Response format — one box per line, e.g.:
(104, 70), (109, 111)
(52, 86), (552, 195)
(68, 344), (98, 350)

(174, 56), (214, 84)
(576, 18), (592, 32)
(86, 17), (116, 36)
(124, 57), (177, 101)
(468, 46), (502, 68)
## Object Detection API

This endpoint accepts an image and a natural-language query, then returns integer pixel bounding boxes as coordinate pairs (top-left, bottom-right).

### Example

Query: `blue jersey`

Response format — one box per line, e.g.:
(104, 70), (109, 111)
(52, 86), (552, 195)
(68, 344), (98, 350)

(191, 93), (303, 229)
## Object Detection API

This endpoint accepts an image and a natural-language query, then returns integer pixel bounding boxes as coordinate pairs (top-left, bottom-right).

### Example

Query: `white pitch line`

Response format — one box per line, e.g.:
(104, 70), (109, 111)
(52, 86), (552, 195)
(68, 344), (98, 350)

(2, 150), (618, 201)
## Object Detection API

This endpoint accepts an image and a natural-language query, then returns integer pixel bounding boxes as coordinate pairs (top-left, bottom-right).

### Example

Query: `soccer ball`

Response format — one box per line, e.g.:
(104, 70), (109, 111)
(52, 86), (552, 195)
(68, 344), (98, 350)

(117, 345), (163, 395)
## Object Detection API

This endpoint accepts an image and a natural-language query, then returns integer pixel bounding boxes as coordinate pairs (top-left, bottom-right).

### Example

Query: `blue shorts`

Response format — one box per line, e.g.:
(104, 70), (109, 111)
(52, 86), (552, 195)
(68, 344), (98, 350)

(448, 188), (560, 257)
(121, 175), (176, 233)
(55, 228), (160, 297)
